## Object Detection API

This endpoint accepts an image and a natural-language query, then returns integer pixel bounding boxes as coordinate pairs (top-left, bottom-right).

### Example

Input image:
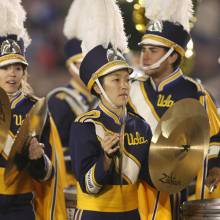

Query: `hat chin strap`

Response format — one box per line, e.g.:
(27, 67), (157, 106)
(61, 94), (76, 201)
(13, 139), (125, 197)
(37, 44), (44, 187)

(69, 63), (79, 75)
(95, 79), (117, 108)
(140, 47), (174, 71)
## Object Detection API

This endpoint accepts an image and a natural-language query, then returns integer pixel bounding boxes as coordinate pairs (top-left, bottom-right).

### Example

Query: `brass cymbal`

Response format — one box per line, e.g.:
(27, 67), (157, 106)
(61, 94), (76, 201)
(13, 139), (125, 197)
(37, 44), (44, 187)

(4, 97), (48, 186)
(0, 87), (11, 153)
(149, 98), (210, 193)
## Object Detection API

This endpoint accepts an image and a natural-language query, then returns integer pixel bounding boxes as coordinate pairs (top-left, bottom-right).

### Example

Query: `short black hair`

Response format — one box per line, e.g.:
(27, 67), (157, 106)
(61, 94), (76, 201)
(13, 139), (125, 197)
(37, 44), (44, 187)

(91, 75), (105, 97)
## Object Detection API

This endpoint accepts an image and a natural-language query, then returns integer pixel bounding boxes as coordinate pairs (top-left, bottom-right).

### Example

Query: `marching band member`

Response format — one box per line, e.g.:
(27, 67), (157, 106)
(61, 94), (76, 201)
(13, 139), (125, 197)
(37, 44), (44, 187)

(129, 0), (220, 219)
(0, 1), (66, 219)
(48, 0), (96, 188)
(69, 0), (152, 219)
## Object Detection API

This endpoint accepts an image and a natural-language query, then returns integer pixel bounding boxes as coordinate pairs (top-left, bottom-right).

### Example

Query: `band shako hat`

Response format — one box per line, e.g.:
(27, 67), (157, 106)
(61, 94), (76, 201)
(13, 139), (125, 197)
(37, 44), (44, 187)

(0, 1), (31, 67)
(80, 45), (132, 93)
(79, 0), (133, 95)
(140, 0), (193, 56)
(63, 0), (84, 68)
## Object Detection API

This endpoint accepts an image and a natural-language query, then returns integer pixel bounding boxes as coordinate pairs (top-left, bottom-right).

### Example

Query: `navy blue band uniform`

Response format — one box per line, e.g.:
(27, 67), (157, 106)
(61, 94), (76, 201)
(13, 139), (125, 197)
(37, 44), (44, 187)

(69, 102), (152, 220)
(129, 68), (220, 220)
(48, 80), (96, 182)
(0, 91), (66, 220)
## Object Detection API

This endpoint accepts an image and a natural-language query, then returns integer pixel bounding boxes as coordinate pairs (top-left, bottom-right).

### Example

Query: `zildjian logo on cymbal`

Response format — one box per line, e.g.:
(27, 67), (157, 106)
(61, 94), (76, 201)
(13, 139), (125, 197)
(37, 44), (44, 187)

(159, 173), (181, 186)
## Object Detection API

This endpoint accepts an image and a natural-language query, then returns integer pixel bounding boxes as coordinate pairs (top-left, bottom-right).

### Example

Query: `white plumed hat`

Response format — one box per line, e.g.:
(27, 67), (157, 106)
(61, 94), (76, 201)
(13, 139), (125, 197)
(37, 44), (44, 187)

(140, 0), (194, 56)
(79, 0), (133, 93)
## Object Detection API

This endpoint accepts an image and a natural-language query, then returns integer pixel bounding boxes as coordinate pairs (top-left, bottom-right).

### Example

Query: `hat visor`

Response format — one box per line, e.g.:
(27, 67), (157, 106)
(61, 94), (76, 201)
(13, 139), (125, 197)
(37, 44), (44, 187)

(139, 34), (185, 56)
(138, 38), (167, 47)
(66, 53), (83, 67)
(103, 63), (133, 75)
(87, 60), (133, 92)
(0, 58), (28, 68)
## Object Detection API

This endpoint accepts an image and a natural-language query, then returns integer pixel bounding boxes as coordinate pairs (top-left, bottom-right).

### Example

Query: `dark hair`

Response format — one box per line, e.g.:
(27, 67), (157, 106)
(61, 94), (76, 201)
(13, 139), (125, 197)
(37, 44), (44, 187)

(163, 47), (181, 70)
(91, 75), (105, 97)
(21, 63), (27, 71)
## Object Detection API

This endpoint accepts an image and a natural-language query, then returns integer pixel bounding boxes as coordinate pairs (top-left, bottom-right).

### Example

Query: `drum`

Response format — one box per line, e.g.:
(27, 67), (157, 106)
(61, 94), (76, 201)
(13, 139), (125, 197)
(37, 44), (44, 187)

(64, 187), (77, 220)
(181, 199), (220, 220)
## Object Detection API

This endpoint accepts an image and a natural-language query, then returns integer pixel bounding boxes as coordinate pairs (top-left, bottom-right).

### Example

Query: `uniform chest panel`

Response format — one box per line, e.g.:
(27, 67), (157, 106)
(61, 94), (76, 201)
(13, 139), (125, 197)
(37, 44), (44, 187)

(10, 99), (34, 135)
(144, 79), (200, 118)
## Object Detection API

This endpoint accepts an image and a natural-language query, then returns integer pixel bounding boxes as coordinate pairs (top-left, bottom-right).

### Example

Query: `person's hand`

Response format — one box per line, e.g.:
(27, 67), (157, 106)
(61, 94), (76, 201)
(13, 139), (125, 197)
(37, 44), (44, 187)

(102, 133), (120, 158)
(206, 167), (220, 190)
(28, 137), (45, 160)
(101, 133), (120, 171)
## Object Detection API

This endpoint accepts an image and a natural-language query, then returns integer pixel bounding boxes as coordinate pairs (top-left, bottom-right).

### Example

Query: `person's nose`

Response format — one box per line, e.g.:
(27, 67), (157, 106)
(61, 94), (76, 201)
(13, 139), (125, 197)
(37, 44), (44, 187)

(142, 50), (150, 61)
(8, 66), (16, 76)
(121, 79), (129, 90)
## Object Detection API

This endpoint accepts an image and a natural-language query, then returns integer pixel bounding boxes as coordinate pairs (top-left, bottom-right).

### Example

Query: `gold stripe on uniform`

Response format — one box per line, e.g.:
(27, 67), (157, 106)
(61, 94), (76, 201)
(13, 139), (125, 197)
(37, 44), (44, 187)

(158, 70), (183, 91)
(11, 92), (25, 109)
(76, 110), (100, 122)
(99, 102), (120, 125)
(128, 98), (138, 114)
(77, 182), (138, 212)
(140, 82), (160, 121)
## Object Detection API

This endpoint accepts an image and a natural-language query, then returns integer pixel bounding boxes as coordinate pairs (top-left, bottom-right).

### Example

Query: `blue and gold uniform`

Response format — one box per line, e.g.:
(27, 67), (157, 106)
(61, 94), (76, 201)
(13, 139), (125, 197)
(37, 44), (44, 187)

(48, 80), (95, 184)
(69, 102), (152, 220)
(0, 91), (66, 220)
(129, 69), (220, 219)
(47, 33), (96, 188)
(0, 1), (66, 218)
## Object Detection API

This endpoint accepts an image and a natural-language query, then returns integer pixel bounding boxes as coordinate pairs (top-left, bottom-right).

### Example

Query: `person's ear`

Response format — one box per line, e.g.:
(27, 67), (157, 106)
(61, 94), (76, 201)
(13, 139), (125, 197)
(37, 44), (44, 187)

(168, 52), (178, 65)
(93, 83), (102, 95)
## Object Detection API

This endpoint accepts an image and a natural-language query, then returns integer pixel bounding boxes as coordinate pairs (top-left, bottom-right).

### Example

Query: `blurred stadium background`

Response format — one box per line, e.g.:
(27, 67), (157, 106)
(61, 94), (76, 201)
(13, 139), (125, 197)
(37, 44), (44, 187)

(22, 0), (220, 105)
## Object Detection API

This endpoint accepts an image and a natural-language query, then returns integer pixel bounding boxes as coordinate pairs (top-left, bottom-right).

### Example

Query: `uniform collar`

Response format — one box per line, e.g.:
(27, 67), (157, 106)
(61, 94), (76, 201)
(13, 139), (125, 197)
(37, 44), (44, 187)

(150, 68), (183, 92)
(10, 90), (25, 109)
(99, 102), (125, 125)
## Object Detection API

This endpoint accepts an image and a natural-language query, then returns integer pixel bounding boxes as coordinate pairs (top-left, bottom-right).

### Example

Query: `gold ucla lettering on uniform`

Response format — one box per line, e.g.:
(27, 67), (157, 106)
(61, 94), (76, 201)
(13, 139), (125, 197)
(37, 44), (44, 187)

(157, 94), (174, 107)
(125, 132), (148, 146)
(13, 114), (23, 126)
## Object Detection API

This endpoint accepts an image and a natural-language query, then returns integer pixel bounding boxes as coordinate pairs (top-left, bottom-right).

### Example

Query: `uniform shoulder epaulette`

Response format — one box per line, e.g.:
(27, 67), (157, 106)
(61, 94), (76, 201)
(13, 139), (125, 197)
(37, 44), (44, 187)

(47, 87), (70, 100)
(184, 76), (206, 94)
(55, 92), (66, 100)
(75, 110), (100, 123)
(47, 87), (90, 115)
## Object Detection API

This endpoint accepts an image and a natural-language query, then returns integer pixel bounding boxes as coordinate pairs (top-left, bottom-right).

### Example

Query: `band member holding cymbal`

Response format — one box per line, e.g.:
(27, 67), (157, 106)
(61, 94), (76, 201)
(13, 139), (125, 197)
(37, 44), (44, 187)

(0, 1), (66, 219)
(69, 0), (152, 219)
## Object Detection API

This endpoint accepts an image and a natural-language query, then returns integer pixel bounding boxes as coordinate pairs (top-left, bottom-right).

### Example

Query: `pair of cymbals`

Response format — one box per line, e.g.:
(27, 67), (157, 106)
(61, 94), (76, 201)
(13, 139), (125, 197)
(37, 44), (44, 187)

(4, 97), (48, 186)
(149, 98), (210, 193)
